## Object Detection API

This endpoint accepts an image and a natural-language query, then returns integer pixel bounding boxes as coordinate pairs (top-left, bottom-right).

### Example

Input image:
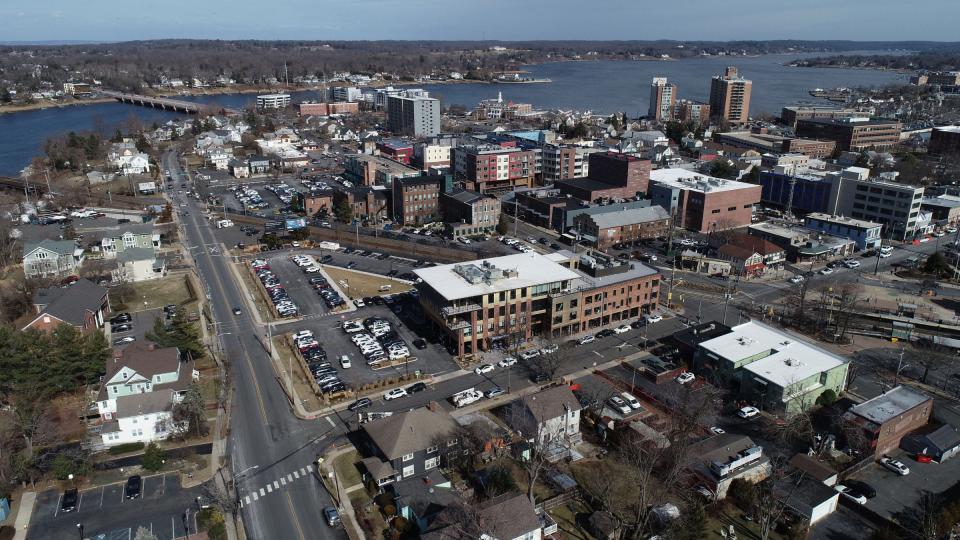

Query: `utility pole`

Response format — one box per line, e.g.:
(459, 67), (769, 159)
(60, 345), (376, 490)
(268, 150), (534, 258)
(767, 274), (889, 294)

(874, 241), (883, 275)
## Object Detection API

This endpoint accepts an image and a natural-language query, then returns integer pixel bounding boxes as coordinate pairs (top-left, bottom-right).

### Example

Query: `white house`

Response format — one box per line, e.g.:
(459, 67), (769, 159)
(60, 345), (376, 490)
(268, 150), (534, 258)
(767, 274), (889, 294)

(96, 343), (197, 447)
(112, 247), (164, 283)
(505, 385), (581, 461)
(109, 140), (151, 175)
(22, 239), (84, 278)
(207, 150), (231, 170)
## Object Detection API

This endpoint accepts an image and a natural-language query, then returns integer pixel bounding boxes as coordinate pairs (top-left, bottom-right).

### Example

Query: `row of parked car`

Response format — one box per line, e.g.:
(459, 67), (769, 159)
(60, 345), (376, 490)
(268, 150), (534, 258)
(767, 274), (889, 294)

(251, 258), (300, 317)
(228, 184), (268, 209)
(293, 329), (348, 395)
(343, 317), (410, 367)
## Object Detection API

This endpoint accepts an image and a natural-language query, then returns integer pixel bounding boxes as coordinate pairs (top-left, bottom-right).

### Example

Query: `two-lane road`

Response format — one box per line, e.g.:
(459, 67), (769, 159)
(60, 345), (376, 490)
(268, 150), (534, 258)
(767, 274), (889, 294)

(165, 152), (345, 540)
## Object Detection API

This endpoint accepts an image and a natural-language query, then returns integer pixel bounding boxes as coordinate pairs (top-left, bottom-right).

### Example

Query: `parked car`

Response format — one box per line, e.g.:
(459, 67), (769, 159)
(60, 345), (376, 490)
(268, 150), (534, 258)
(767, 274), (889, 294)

(789, 275), (805, 284)
(474, 364), (495, 375)
(110, 313), (132, 324)
(620, 392), (642, 410)
(113, 336), (136, 345)
(340, 355), (352, 369)
(413, 338), (427, 350)
(709, 426), (726, 435)
(644, 313), (663, 324)
(675, 372), (695, 385)
(498, 357), (517, 368)
(820, 267), (834, 275)
(737, 406), (760, 419)
(614, 324), (631, 334)
(834, 485), (868, 505)
(879, 456), (910, 475)
(125, 475), (142, 500)
(61, 489), (79, 513)
(347, 398), (372, 411)
(843, 480), (876, 499)
(596, 329), (615, 338)
(324, 506), (341, 527)
(608, 396), (632, 415)
(383, 388), (408, 401)
(577, 335), (596, 345)
(485, 386), (506, 398)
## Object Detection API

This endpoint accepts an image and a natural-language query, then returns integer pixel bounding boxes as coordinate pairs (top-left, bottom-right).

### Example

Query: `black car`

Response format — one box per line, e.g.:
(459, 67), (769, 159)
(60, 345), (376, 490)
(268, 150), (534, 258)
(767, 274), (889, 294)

(320, 255), (333, 263)
(539, 237), (548, 245)
(61, 488), (78, 513)
(110, 313), (132, 324)
(550, 243), (561, 250)
(346, 262), (356, 269)
(844, 480), (876, 499)
(163, 304), (177, 313)
(596, 329), (615, 338)
(125, 475), (142, 499)
(347, 398), (372, 411)
(343, 247), (355, 254)
(309, 277), (327, 285)
(377, 253), (390, 260)
(407, 382), (428, 394)
(413, 338), (427, 350)
(233, 307), (242, 316)
(530, 372), (550, 383)
(111, 323), (133, 333)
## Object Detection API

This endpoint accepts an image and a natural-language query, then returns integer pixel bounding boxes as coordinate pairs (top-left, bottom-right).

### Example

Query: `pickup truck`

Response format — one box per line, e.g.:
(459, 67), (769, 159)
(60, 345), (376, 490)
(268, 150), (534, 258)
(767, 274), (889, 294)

(452, 388), (484, 408)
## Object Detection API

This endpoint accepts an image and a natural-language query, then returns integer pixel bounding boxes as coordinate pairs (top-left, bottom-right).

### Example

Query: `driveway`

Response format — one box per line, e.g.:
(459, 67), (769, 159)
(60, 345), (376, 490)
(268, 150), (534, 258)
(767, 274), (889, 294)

(846, 449), (960, 521)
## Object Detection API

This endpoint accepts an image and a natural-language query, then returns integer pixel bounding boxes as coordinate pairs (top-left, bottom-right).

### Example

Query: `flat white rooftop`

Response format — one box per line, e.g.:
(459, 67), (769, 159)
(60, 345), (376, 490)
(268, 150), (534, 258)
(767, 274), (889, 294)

(650, 168), (758, 194)
(805, 212), (882, 230)
(699, 320), (847, 388)
(414, 252), (579, 302)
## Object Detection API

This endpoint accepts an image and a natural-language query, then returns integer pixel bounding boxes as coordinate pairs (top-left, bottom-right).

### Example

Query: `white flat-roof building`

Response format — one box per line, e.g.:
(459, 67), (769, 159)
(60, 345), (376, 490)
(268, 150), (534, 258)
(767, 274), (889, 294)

(414, 253), (579, 302)
(694, 321), (849, 414)
(257, 93), (291, 110)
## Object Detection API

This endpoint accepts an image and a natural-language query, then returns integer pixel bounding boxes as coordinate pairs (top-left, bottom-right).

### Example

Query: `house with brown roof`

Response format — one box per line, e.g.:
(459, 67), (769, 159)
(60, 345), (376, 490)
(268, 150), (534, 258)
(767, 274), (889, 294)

(22, 279), (109, 334)
(503, 385), (582, 460)
(94, 342), (197, 448)
(423, 492), (547, 540)
(360, 405), (459, 486)
(716, 233), (786, 276)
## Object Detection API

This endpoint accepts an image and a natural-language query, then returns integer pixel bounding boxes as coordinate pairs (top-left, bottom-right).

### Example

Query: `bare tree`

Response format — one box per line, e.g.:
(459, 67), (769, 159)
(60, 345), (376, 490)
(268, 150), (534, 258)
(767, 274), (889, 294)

(528, 340), (567, 381)
(133, 526), (159, 540)
(203, 479), (239, 514)
(9, 383), (58, 463)
(911, 340), (955, 384)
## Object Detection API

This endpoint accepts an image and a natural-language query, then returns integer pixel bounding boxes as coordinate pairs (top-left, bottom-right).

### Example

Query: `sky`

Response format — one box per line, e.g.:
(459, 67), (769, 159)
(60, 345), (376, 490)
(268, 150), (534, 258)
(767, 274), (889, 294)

(4, 0), (959, 43)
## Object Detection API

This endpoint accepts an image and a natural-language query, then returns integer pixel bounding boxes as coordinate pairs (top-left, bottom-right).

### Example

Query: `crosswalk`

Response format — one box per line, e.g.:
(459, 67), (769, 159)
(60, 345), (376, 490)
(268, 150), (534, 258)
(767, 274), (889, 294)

(239, 463), (315, 508)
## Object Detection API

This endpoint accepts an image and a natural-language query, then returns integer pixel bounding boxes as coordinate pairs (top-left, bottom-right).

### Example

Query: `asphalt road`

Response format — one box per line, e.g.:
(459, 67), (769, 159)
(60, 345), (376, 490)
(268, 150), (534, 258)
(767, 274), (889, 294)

(165, 152), (346, 540)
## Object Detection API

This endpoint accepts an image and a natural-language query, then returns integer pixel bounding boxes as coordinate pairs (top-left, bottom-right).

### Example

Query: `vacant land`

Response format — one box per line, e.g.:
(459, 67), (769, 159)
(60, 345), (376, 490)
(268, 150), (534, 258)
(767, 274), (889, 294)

(322, 267), (412, 299)
(110, 274), (194, 311)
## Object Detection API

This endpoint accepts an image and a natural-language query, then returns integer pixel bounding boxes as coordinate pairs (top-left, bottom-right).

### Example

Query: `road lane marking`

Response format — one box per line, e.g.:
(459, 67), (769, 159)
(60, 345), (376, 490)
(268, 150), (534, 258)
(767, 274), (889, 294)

(53, 494), (61, 517)
(325, 416), (335, 427)
(286, 474), (293, 482)
(252, 492), (259, 501)
(285, 491), (307, 540)
(77, 491), (83, 511)
(245, 496), (251, 505)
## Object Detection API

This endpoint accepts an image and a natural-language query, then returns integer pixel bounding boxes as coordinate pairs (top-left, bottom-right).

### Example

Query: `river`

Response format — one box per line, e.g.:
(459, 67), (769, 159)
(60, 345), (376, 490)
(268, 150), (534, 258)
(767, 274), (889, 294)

(0, 53), (906, 176)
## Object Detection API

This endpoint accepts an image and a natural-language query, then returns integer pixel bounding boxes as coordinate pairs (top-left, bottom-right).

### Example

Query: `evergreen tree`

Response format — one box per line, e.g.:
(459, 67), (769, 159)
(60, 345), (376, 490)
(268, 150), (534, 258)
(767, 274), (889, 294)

(333, 198), (353, 223)
(146, 307), (205, 360)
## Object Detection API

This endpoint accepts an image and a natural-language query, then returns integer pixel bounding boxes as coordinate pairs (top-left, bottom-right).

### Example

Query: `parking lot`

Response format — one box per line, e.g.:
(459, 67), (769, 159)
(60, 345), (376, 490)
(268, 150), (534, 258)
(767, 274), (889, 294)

(846, 449), (960, 521)
(107, 307), (166, 349)
(29, 474), (205, 540)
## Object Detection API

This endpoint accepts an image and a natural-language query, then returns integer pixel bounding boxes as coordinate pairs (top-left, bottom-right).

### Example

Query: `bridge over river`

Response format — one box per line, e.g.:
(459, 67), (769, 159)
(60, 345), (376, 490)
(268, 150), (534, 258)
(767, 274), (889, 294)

(100, 90), (240, 115)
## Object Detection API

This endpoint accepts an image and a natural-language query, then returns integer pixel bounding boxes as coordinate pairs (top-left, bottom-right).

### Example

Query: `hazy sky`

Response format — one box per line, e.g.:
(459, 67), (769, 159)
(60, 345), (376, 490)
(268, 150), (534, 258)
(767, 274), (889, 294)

(5, 0), (958, 42)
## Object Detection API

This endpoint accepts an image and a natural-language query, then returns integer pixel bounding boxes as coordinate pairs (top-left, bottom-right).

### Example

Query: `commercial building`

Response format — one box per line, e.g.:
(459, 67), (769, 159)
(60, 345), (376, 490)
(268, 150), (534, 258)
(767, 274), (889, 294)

(921, 194), (960, 227)
(572, 205), (670, 249)
(676, 100), (710, 125)
(794, 117), (901, 152)
(392, 174), (442, 225)
(648, 168), (761, 233)
(439, 188), (501, 237)
(709, 67), (752, 124)
(256, 93), (291, 110)
(803, 213), (882, 251)
(376, 140), (414, 165)
(780, 106), (865, 128)
(453, 142), (536, 195)
(714, 131), (836, 159)
(693, 321), (849, 415)
(556, 152), (651, 203)
(298, 101), (359, 116)
(387, 95), (441, 137)
(648, 77), (676, 123)
(414, 252), (660, 358)
(748, 222), (855, 263)
(929, 125), (960, 156)
(843, 386), (932, 457)
(714, 234), (786, 276)
(413, 142), (452, 170)
(327, 86), (362, 102)
(343, 154), (421, 186)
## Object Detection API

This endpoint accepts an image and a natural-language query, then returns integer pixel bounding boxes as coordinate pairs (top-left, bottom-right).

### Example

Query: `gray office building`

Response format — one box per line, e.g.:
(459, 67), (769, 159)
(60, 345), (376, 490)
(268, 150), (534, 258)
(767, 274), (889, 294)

(387, 95), (441, 137)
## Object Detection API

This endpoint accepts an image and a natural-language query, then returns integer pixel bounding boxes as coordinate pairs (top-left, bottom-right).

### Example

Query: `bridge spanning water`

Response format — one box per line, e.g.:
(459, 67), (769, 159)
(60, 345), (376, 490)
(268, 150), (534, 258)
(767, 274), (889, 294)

(100, 90), (239, 114)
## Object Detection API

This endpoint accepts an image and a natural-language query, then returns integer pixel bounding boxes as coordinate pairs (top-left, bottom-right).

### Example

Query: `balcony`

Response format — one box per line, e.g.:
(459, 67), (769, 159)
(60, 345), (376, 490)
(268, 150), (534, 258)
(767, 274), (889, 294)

(441, 302), (481, 317)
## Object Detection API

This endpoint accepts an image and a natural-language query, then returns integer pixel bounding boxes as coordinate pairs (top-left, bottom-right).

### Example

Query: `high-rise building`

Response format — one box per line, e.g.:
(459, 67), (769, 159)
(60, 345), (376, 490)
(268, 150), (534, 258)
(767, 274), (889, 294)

(387, 95), (441, 137)
(648, 77), (676, 122)
(709, 67), (752, 125)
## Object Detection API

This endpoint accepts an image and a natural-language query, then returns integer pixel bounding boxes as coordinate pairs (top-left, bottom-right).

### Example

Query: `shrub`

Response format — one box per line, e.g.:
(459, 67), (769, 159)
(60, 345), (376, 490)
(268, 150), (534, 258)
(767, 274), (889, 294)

(108, 442), (145, 455)
(141, 443), (166, 471)
(51, 454), (91, 481)
(816, 389), (838, 406)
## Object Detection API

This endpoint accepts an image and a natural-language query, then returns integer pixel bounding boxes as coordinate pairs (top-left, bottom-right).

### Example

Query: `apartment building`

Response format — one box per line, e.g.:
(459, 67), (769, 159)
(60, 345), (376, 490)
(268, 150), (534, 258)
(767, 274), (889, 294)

(453, 142), (536, 195)
(387, 95), (441, 137)
(333, 186), (389, 222)
(413, 142), (452, 169)
(256, 93), (291, 110)
(795, 117), (901, 152)
(439, 188), (501, 237)
(377, 140), (414, 165)
(343, 154), (421, 186)
(392, 175), (442, 225)
(676, 100), (711, 125)
(648, 168), (761, 233)
(556, 152), (651, 202)
(648, 77), (677, 123)
(715, 131), (836, 159)
(929, 126), (960, 156)
(414, 252), (660, 358)
(298, 101), (359, 116)
(780, 106), (865, 128)
(327, 86), (363, 102)
(572, 205), (671, 249)
(709, 67), (752, 124)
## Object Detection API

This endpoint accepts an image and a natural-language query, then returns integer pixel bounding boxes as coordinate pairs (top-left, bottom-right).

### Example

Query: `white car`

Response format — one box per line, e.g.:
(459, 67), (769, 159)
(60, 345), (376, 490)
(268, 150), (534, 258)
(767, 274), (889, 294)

(383, 388), (408, 401)
(789, 275), (805, 284)
(737, 406), (760, 419)
(834, 485), (868, 505)
(458, 237), (472, 244)
(353, 298), (365, 308)
(474, 364), (495, 375)
(879, 456), (910, 476)
(340, 355), (351, 369)
(498, 357), (517, 368)
(879, 251), (892, 258)
(843, 259), (861, 269)
(578, 335), (596, 345)
(540, 344), (559, 355)
(620, 392), (642, 410)
(644, 313), (663, 324)
(614, 324), (630, 334)
(292, 330), (313, 340)
(820, 267), (834, 275)
(675, 372), (695, 385)
(607, 396), (632, 415)
(709, 426), (726, 435)
(519, 350), (541, 360)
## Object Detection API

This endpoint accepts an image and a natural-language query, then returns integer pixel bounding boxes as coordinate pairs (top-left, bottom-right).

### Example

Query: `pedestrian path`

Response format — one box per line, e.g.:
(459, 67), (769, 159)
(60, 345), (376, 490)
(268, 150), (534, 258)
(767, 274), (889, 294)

(238, 464), (315, 508)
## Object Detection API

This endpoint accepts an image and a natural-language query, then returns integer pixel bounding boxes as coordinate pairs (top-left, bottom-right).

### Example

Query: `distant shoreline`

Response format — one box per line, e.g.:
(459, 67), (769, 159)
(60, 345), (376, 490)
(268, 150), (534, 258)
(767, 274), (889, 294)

(0, 97), (114, 115)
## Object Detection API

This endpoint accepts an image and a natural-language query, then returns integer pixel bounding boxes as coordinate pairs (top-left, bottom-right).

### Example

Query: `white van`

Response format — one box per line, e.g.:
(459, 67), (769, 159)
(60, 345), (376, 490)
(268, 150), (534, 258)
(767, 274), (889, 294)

(216, 219), (234, 228)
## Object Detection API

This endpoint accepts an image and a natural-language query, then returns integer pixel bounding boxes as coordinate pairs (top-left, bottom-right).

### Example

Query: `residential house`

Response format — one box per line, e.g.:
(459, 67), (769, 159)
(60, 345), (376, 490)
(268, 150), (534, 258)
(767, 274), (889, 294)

(504, 385), (582, 460)
(901, 424), (960, 463)
(687, 433), (771, 499)
(109, 140), (151, 175)
(843, 386), (933, 456)
(207, 150), (231, 171)
(789, 453), (838, 487)
(423, 492), (547, 540)
(112, 247), (164, 283)
(22, 279), (109, 333)
(96, 342), (197, 447)
(717, 244), (765, 277)
(22, 239), (84, 278)
(229, 159), (250, 179)
(97, 223), (160, 259)
(360, 406), (458, 487)
(248, 155), (272, 174)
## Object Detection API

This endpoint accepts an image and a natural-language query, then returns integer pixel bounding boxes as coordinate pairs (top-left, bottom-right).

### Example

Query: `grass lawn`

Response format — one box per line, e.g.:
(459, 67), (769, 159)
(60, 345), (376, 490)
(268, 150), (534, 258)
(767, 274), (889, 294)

(272, 337), (324, 411)
(322, 266), (412, 299)
(489, 459), (555, 503)
(333, 450), (362, 488)
(548, 501), (595, 540)
(110, 274), (194, 311)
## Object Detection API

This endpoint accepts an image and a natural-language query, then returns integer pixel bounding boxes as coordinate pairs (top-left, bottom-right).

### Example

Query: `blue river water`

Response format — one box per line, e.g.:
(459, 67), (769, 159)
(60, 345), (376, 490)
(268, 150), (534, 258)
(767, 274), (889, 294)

(0, 54), (906, 176)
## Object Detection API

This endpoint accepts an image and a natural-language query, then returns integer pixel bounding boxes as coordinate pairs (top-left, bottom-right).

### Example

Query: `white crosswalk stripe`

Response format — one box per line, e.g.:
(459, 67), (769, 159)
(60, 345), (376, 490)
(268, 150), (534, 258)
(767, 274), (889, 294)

(273, 481), (279, 489)
(259, 488), (265, 496)
(293, 471), (300, 479)
(266, 484), (273, 493)
(281, 477), (287, 486)
(252, 492), (259, 501)
(238, 462), (315, 508)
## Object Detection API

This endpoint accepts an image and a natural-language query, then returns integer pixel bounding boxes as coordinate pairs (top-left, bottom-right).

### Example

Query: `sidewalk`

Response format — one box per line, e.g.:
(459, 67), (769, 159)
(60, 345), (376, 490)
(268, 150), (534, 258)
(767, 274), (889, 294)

(318, 446), (364, 540)
(12, 491), (36, 540)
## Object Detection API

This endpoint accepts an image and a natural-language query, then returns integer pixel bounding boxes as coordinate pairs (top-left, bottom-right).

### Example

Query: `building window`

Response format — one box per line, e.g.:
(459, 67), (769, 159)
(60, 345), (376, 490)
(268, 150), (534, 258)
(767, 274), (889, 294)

(426, 446), (438, 454)
(728, 206), (737, 212)
(711, 209), (720, 214)
(402, 453), (414, 462)
(424, 457), (439, 470)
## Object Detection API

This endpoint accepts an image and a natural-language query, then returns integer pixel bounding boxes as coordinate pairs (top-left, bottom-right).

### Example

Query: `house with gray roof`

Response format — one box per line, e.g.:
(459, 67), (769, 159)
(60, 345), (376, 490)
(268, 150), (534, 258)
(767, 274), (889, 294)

(95, 223), (160, 259)
(360, 405), (458, 486)
(23, 239), (84, 278)
(23, 278), (109, 334)
(902, 424), (960, 463)
(504, 385), (582, 460)
(112, 247), (164, 283)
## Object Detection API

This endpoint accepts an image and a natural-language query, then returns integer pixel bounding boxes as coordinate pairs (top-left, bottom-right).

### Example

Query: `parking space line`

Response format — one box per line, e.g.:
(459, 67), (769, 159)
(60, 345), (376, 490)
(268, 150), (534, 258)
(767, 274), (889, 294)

(77, 491), (84, 511)
(159, 474), (166, 497)
(53, 494), (61, 517)
(99, 487), (105, 508)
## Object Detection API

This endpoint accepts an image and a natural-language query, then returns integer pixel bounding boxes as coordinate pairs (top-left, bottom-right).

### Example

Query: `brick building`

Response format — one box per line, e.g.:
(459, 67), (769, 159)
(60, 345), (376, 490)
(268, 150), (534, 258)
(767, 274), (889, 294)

(794, 117), (901, 152)
(453, 142), (536, 195)
(392, 175), (442, 225)
(929, 126), (960, 156)
(572, 205), (670, 249)
(648, 168), (761, 233)
(343, 154), (421, 186)
(556, 152), (651, 202)
(676, 100), (711, 125)
(780, 106), (865, 128)
(709, 67), (752, 125)
(298, 101), (360, 116)
(333, 187), (389, 222)
(440, 188), (501, 237)
(302, 191), (334, 218)
(377, 140), (414, 165)
(844, 386), (933, 457)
